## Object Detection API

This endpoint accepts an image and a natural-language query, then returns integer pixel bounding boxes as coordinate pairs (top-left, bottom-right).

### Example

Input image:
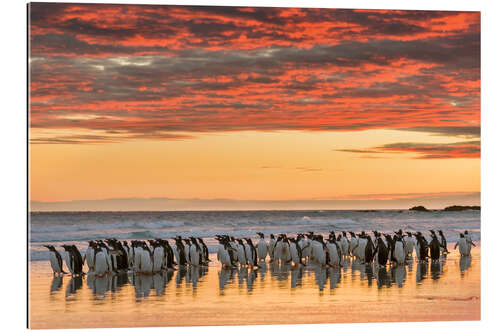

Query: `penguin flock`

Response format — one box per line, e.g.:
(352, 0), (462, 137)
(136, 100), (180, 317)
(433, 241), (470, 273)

(44, 229), (476, 277)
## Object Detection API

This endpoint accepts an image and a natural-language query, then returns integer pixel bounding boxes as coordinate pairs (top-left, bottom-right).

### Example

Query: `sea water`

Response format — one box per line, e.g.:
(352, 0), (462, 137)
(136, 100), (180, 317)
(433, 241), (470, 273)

(29, 210), (480, 261)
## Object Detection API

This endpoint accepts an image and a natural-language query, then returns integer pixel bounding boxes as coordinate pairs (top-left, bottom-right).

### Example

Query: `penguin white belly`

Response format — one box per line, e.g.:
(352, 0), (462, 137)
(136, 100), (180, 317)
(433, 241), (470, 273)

(48, 252), (61, 273)
(290, 243), (300, 265)
(311, 242), (322, 264)
(327, 244), (340, 266)
(281, 244), (291, 262)
(190, 247), (200, 266)
(394, 242), (405, 264)
(173, 245), (181, 264)
(94, 252), (109, 275)
(465, 235), (472, 252)
(357, 239), (367, 261)
(349, 238), (358, 255)
(405, 239), (414, 256)
(269, 240), (276, 259)
(244, 245), (253, 265)
(415, 243), (420, 260)
(257, 240), (267, 260)
(184, 245), (191, 264)
(316, 246), (326, 265)
(134, 248), (142, 271)
(341, 238), (349, 257)
(86, 247), (95, 270)
(458, 239), (470, 255)
(64, 252), (74, 274)
(220, 248), (232, 266)
(273, 242), (282, 262)
(153, 247), (164, 271)
(236, 245), (246, 264)
(140, 251), (153, 273)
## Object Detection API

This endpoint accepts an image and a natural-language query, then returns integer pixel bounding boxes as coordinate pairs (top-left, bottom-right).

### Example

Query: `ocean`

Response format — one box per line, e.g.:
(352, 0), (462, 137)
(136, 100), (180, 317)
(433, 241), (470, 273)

(29, 209), (480, 262)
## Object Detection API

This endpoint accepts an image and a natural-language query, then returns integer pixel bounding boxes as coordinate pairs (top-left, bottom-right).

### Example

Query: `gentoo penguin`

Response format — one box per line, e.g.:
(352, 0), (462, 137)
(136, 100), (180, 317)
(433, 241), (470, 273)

(183, 238), (192, 265)
(217, 237), (236, 268)
(355, 232), (368, 263)
(62, 245), (82, 275)
(348, 231), (358, 257)
(197, 238), (210, 264)
(289, 237), (305, 266)
(384, 234), (394, 262)
(326, 238), (341, 267)
(272, 235), (283, 263)
(268, 234), (277, 262)
(139, 243), (153, 274)
(464, 231), (476, 252)
(415, 232), (429, 261)
(93, 246), (110, 276)
(189, 237), (203, 266)
(151, 240), (165, 272)
(393, 235), (405, 266)
(340, 231), (349, 259)
(429, 233), (441, 261)
(44, 245), (67, 275)
(245, 238), (259, 268)
(404, 232), (415, 258)
(437, 230), (450, 254)
(256, 233), (268, 261)
(279, 236), (292, 264)
(374, 236), (388, 266)
(84, 241), (96, 272)
(313, 235), (327, 266)
(455, 233), (471, 256)
(364, 235), (375, 264)
(236, 239), (247, 266)
(174, 237), (187, 266)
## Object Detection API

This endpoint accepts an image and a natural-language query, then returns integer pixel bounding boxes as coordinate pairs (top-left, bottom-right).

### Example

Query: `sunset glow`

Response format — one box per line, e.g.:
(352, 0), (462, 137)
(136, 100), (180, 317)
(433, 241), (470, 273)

(28, 4), (480, 210)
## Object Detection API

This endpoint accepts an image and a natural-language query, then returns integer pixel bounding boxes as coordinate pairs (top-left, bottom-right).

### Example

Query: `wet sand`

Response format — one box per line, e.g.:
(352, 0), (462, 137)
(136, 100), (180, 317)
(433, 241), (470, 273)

(29, 244), (480, 329)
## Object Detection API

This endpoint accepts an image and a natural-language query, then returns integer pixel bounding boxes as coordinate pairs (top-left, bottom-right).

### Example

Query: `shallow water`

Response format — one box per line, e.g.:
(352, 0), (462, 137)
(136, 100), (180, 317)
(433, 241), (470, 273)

(29, 244), (480, 329)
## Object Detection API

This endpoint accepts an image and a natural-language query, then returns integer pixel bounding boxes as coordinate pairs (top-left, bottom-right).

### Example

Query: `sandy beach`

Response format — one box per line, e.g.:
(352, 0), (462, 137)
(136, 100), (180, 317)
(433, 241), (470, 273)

(29, 243), (480, 329)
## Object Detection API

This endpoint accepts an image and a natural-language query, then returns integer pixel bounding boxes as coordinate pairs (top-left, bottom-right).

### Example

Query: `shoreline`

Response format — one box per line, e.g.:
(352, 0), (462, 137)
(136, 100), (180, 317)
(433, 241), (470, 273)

(29, 245), (480, 329)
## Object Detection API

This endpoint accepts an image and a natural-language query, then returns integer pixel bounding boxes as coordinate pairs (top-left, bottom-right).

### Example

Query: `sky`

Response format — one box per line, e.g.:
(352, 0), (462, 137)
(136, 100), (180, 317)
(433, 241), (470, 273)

(28, 3), (480, 211)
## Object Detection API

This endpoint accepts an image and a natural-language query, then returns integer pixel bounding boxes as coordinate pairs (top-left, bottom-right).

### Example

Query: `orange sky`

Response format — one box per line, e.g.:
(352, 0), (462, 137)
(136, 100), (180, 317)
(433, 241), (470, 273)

(28, 4), (480, 209)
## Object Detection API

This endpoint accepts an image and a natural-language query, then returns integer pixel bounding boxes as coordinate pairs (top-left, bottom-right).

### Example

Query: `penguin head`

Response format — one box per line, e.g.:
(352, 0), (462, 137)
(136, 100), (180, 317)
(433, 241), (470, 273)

(43, 245), (55, 251)
(270, 234), (275, 239)
(464, 230), (469, 235)
(459, 233), (465, 238)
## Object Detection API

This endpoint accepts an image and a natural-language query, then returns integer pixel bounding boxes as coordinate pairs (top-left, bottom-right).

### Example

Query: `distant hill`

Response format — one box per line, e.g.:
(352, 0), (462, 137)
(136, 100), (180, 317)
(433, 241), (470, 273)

(443, 205), (480, 211)
(409, 205), (429, 211)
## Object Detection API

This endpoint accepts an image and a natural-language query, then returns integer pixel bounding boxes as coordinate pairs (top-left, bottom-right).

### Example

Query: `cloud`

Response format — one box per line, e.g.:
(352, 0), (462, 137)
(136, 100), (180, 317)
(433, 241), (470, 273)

(28, 4), (480, 144)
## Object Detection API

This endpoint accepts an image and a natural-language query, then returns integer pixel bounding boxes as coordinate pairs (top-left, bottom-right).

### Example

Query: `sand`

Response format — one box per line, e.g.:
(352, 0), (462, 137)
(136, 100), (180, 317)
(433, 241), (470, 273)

(28, 243), (480, 329)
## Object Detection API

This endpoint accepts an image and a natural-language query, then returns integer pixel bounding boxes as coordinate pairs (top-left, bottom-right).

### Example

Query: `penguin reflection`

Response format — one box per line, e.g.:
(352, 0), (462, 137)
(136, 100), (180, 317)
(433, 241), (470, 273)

(313, 266), (327, 291)
(365, 264), (374, 287)
(328, 266), (342, 290)
(459, 255), (472, 276)
(89, 274), (110, 296)
(153, 273), (165, 296)
(134, 274), (153, 298)
(218, 267), (235, 293)
(416, 261), (428, 283)
(176, 267), (187, 286)
(50, 276), (63, 293)
(65, 275), (83, 297)
(392, 265), (406, 288)
(291, 266), (304, 289)
(375, 266), (390, 289)
(430, 261), (441, 280)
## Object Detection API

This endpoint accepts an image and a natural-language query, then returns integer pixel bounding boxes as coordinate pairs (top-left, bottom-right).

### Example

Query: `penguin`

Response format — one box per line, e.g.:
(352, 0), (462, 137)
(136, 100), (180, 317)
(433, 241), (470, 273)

(464, 230), (476, 252)
(289, 238), (305, 266)
(429, 233), (441, 261)
(326, 238), (341, 267)
(364, 235), (375, 264)
(355, 233), (368, 263)
(404, 232), (415, 258)
(268, 234), (277, 262)
(236, 239), (247, 266)
(84, 241), (96, 272)
(183, 238), (192, 265)
(279, 236), (292, 264)
(272, 235), (283, 263)
(61, 245), (77, 275)
(437, 230), (450, 254)
(174, 237), (187, 266)
(133, 241), (143, 272)
(44, 245), (67, 275)
(340, 231), (349, 259)
(139, 243), (153, 274)
(245, 238), (259, 268)
(348, 231), (358, 257)
(189, 237), (203, 267)
(93, 245), (110, 276)
(373, 236), (388, 266)
(313, 235), (327, 266)
(455, 233), (471, 256)
(217, 237), (236, 268)
(151, 240), (165, 272)
(384, 234), (394, 262)
(256, 233), (268, 261)
(197, 238), (210, 264)
(393, 235), (405, 266)
(415, 232), (429, 261)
